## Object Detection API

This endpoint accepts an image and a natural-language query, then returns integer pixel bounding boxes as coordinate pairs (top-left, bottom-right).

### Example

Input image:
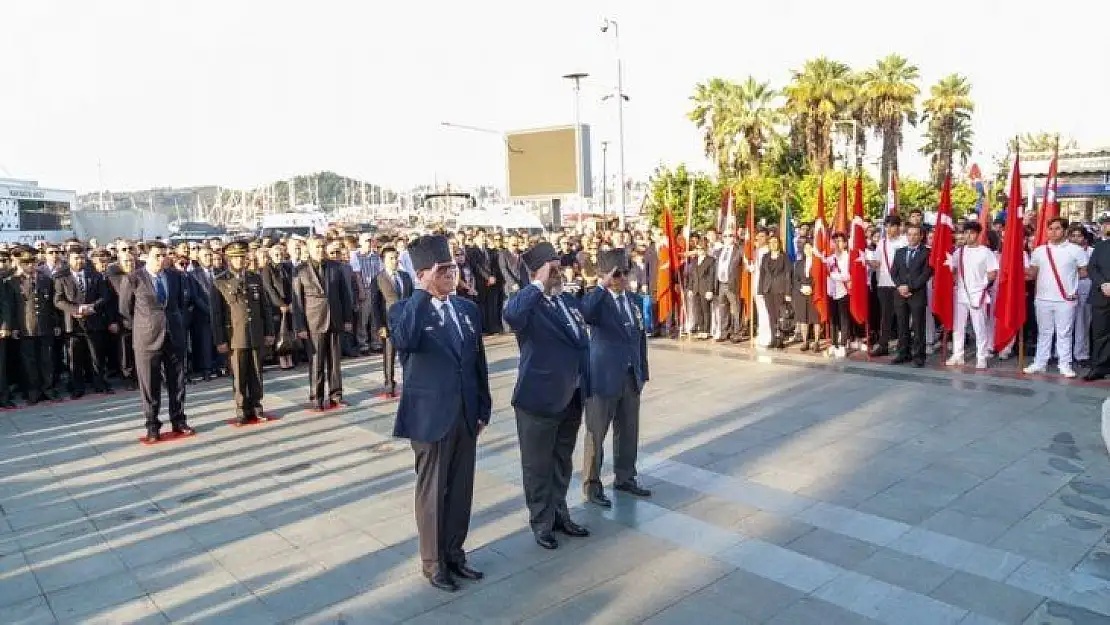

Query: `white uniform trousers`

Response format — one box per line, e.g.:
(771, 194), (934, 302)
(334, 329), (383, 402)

(1033, 299), (1077, 370)
(953, 302), (989, 362)
(755, 295), (772, 347)
(1074, 278), (1092, 361)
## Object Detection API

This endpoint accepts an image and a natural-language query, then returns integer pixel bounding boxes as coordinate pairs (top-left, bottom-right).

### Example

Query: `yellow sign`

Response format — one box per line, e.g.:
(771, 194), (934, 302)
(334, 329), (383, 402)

(505, 125), (591, 199)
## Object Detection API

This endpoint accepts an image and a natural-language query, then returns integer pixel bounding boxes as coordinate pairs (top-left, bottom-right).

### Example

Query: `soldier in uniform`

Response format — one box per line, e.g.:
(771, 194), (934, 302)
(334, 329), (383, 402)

(210, 241), (275, 424)
(0, 251), (16, 408)
(12, 248), (60, 404)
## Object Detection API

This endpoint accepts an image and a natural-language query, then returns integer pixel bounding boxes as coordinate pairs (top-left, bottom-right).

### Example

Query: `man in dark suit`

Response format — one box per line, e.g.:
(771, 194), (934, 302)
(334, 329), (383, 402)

(118, 241), (195, 442)
(54, 246), (115, 397)
(369, 246), (413, 397)
(389, 235), (492, 593)
(465, 229), (501, 334)
(292, 236), (353, 410)
(498, 235), (529, 299)
(580, 249), (651, 507)
(890, 224), (933, 367)
(503, 242), (591, 551)
(1084, 215), (1110, 380)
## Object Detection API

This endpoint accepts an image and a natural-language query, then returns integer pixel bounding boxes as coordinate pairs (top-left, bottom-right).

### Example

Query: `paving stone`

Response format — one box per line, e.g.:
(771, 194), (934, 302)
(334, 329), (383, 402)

(765, 596), (883, 625)
(0, 595), (56, 625)
(686, 568), (806, 623)
(44, 569), (145, 621)
(56, 596), (168, 625)
(931, 572), (1045, 623)
(852, 548), (957, 595)
(788, 528), (881, 569)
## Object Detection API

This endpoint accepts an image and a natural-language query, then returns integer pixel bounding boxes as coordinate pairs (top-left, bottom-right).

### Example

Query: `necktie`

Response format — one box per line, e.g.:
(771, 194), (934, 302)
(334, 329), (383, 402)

(908, 247), (916, 263)
(155, 273), (167, 305)
(77, 272), (86, 294)
(619, 295), (633, 325)
(443, 302), (463, 348)
(394, 274), (403, 296)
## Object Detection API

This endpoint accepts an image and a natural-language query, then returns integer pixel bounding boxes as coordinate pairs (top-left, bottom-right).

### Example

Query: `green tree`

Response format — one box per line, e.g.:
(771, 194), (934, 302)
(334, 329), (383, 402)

(921, 74), (974, 186)
(783, 57), (854, 174)
(792, 172), (884, 223)
(648, 164), (723, 232)
(860, 54), (920, 192)
(1018, 132), (1078, 153)
(688, 79), (739, 181)
(950, 183), (979, 217)
(898, 178), (938, 211)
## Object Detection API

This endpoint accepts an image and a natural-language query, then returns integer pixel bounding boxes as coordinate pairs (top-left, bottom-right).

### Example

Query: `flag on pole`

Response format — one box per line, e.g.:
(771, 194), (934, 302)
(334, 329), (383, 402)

(929, 174), (956, 332)
(718, 187), (732, 233)
(994, 152), (1027, 352)
(657, 207), (682, 327)
(978, 184), (992, 247)
(811, 180), (830, 324)
(740, 194), (756, 316)
(848, 174), (870, 325)
(886, 169), (899, 218)
(1032, 149), (1059, 248)
(834, 176), (849, 234)
(780, 191), (796, 263)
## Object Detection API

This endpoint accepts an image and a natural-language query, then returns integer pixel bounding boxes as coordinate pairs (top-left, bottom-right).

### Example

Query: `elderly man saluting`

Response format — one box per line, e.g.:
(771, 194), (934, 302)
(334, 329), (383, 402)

(389, 234), (492, 593)
(504, 241), (591, 551)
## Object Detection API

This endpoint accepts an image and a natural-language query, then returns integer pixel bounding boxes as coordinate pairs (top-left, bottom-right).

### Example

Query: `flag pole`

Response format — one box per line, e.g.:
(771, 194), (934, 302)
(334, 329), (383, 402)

(748, 191), (756, 351)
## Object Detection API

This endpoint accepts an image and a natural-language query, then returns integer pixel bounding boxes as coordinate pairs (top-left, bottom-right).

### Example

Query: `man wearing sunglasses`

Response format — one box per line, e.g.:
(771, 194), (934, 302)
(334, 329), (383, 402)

(580, 248), (652, 507)
(389, 235), (491, 593)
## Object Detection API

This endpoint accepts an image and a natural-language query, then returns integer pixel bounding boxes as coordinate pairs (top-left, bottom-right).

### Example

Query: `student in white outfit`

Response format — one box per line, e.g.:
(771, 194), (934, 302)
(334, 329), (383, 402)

(1068, 224), (1093, 365)
(1025, 217), (1088, 378)
(947, 222), (998, 369)
(746, 230), (771, 348)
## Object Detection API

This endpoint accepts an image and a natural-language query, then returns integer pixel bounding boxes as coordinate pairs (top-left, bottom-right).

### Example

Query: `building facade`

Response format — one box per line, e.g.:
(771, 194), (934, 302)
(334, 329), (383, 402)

(1023, 147), (1110, 223)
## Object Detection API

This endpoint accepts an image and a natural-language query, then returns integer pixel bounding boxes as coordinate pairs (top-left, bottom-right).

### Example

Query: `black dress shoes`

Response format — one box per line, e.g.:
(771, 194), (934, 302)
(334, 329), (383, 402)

(172, 425), (196, 436)
(1084, 369), (1107, 381)
(425, 568), (458, 592)
(448, 562), (484, 580)
(142, 432), (161, 444)
(585, 490), (612, 508)
(890, 355), (911, 365)
(554, 520), (590, 538)
(614, 481), (652, 497)
(534, 532), (559, 550)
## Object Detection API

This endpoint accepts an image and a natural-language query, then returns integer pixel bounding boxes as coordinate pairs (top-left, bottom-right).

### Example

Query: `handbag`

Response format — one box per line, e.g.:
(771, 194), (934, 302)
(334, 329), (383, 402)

(275, 310), (298, 355)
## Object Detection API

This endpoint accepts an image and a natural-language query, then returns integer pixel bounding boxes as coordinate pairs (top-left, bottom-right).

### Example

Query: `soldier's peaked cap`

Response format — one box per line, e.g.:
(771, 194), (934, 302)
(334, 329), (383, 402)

(224, 240), (250, 258)
(408, 235), (452, 273)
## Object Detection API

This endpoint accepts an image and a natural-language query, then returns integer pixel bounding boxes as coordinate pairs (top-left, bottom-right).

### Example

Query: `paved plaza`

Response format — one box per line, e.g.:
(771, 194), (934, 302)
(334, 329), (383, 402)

(1, 337), (1110, 624)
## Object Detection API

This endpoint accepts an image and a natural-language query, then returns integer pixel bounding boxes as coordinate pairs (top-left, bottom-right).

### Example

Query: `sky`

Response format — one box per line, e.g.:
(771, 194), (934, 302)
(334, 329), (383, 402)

(1, 0), (1107, 194)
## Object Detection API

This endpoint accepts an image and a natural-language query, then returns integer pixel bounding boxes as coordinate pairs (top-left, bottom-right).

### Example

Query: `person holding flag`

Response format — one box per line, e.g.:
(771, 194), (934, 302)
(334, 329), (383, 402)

(994, 152), (1028, 363)
(947, 221), (998, 370)
(928, 175), (957, 355)
(866, 216), (906, 356)
(847, 175), (870, 352)
(1024, 217), (1088, 378)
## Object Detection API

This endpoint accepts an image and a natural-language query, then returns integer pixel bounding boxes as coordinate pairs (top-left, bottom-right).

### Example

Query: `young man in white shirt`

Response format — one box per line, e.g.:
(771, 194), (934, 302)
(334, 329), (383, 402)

(866, 215), (906, 356)
(1025, 217), (1089, 378)
(948, 222), (998, 369)
(1068, 224), (1093, 367)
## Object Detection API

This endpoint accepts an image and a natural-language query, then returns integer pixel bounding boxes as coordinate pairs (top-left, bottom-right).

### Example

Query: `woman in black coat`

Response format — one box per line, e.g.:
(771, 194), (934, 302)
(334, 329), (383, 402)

(759, 234), (792, 348)
(792, 236), (821, 351)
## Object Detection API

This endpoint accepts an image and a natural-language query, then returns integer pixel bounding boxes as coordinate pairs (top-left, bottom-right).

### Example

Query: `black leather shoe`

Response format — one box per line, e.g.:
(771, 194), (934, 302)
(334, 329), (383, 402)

(554, 520), (590, 538)
(1084, 370), (1107, 381)
(585, 490), (612, 508)
(614, 481), (652, 497)
(142, 432), (161, 444)
(890, 355), (910, 365)
(912, 359), (925, 368)
(172, 425), (196, 436)
(534, 532), (559, 550)
(426, 568), (458, 592)
(447, 562), (484, 580)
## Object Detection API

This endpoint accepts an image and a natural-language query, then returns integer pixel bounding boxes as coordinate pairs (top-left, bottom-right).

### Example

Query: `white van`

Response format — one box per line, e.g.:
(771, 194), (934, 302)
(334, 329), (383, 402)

(258, 208), (330, 239)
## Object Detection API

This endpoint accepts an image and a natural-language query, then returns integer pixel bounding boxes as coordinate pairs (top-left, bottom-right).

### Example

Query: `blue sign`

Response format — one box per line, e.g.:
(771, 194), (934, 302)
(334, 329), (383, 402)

(1034, 183), (1110, 198)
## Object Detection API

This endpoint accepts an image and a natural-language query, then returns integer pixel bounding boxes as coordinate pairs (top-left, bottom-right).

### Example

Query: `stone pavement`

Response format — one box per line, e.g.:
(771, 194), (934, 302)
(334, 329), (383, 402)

(1, 336), (1109, 624)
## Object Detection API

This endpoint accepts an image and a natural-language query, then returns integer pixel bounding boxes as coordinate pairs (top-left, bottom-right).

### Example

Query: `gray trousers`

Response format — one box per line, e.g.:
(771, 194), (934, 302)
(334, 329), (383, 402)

(515, 393), (582, 534)
(411, 416), (476, 573)
(356, 294), (373, 351)
(716, 282), (741, 339)
(583, 370), (641, 491)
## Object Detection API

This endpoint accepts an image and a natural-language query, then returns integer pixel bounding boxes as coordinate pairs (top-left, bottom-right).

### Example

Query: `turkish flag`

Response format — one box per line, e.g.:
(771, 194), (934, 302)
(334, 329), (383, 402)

(811, 181), (829, 324)
(834, 176), (849, 235)
(848, 174), (870, 325)
(1032, 152), (1059, 249)
(929, 174), (956, 332)
(994, 157), (1028, 352)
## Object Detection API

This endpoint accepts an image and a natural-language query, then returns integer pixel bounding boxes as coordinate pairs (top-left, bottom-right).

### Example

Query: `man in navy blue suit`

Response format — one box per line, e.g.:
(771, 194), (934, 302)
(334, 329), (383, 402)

(504, 242), (591, 551)
(389, 234), (492, 593)
(580, 248), (651, 507)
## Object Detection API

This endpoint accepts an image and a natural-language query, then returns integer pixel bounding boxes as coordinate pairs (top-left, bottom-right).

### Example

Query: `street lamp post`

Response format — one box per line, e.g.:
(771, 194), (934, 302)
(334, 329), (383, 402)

(439, 121), (509, 201)
(601, 140), (609, 223)
(601, 18), (627, 230)
(562, 72), (589, 229)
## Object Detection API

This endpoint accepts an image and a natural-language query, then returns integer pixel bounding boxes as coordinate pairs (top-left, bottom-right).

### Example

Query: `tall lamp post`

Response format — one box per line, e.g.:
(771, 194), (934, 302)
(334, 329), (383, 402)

(601, 140), (609, 224)
(439, 121), (509, 201)
(562, 72), (589, 229)
(601, 18), (627, 229)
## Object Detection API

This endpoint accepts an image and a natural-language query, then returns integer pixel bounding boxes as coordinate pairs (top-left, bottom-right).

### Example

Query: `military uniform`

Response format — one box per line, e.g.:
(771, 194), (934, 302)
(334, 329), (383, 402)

(13, 251), (59, 404)
(211, 242), (275, 422)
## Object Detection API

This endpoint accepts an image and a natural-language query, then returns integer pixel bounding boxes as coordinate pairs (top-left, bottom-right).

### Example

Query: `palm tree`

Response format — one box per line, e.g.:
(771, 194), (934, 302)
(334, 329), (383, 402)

(688, 78), (738, 180)
(844, 72), (869, 173)
(920, 74), (974, 186)
(861, 54), (920, 191)
(1018, 132), (1078, 153)
(783, 57), (854, 174)
(720, 77), (787, 178)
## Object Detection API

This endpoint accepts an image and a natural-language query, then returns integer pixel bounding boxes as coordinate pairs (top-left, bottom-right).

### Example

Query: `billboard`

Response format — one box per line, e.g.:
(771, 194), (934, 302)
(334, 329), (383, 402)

(506, 125), (592, 199)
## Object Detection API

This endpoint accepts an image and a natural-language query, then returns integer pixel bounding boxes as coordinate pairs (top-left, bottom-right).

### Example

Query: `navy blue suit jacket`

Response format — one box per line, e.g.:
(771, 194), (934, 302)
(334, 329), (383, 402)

(580, 286), (649, 399)
(503, 283), (590, 415)
(389, 289), (492, 443)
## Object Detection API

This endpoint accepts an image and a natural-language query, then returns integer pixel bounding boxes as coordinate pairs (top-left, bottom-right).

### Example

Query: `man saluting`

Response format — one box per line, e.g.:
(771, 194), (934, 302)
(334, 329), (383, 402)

(389, 234), (492, 593)
(581, 248), (652, 507)
(503, 241), (591, 551)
